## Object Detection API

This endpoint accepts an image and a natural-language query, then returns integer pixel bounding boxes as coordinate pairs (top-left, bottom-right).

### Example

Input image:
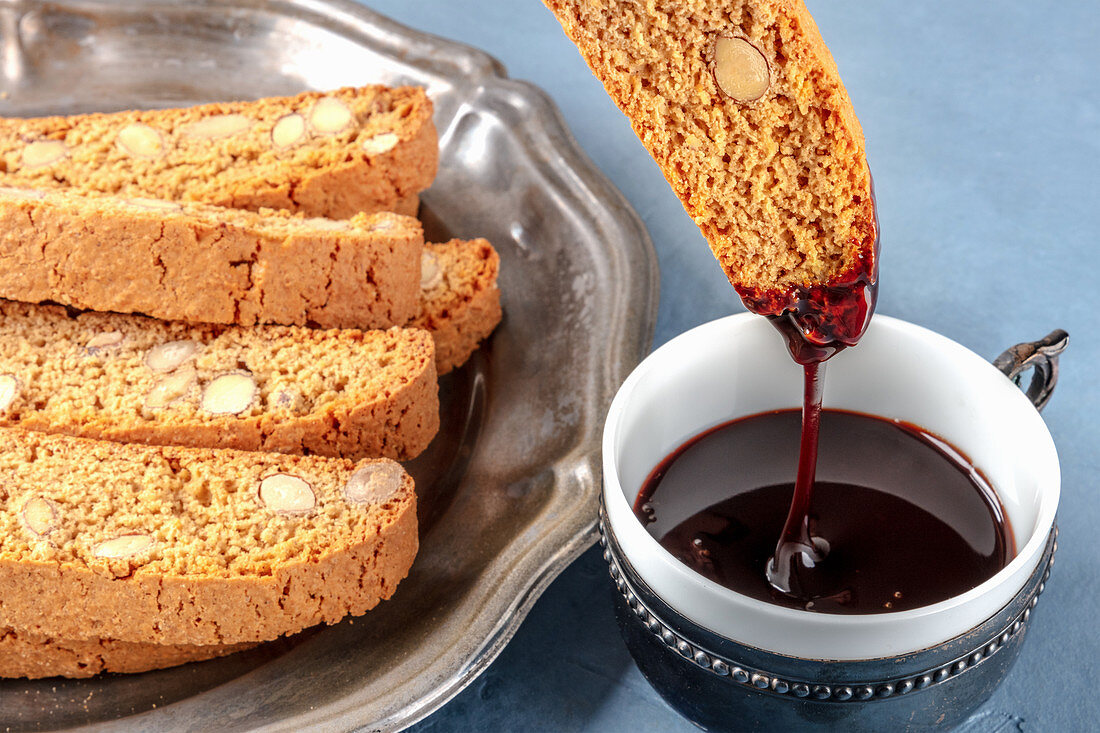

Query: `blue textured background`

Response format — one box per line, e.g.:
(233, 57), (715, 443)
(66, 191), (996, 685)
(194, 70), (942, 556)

(359, 1), (1099, 730)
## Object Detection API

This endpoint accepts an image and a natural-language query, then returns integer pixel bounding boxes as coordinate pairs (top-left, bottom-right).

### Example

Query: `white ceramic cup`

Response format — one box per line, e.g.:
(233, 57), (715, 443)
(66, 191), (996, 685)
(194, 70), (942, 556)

(602, 314), (1060, 660)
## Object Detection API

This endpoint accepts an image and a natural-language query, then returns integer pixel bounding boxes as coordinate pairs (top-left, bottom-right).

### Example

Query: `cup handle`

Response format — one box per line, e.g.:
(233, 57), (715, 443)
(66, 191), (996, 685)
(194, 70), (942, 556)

(992, 330), (1069, 412)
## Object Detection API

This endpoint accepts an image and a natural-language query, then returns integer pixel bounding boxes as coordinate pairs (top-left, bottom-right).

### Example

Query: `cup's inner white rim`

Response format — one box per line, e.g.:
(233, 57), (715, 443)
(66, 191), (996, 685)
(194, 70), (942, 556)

(603, 313), (1060, 627)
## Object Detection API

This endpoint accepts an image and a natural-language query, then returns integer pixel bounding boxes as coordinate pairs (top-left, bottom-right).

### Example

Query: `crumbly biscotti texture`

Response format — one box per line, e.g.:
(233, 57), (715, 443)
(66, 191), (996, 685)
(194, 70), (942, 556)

(0, 186), (422, 330)
(0, 301), (439, 460)
(0, 430), (418, 646)
(544, 0), (876, 293)
(394, 193), (420, 218)
(415, 239), (502, 374)
(0, 86), (438, 220)
(0, 627), (254, 679)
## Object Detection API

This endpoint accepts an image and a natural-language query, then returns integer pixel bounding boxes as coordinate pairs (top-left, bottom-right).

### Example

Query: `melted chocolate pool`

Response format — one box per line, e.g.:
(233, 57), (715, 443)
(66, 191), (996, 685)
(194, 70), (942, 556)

(634, 410), (1014, 614)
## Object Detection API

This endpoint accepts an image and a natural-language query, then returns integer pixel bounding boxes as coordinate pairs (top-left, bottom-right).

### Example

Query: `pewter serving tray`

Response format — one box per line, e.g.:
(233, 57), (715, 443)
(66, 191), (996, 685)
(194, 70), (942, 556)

(0, 1), (658, 730)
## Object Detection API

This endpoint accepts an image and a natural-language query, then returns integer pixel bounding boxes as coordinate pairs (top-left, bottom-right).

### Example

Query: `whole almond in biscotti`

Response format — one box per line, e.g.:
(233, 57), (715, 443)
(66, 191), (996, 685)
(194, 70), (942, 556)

(0, 300), (440, 461)
(125, 197), (181, 212)
(0, 86), (438, 219)
(84, 331), (125, 357)
(343, 461), (405, 505)
(92, 534), (155, 559)
(544, 0), (877, 323)
(271, 113), (307, 148)
(259, 473), (316, 515)
(0, 429), (419, 647)
(116, 123), (165, 159)
(0, 373), (18, 412)
(181, 114), (252, 140)
(362, 132), (400, 156)
(201, 371), (258, 416)
(711, 36), (770, 103)
(308, 97), (355, 134)
(145, 340), (201, 373)
(20, 496), (57, 539)
(21, 140), (66, 169)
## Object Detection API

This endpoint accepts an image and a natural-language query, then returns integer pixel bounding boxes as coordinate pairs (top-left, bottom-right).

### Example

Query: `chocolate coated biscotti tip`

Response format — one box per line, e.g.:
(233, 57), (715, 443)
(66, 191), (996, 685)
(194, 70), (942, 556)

(0, 86), (438, 219)
(0, 430), (419, 646)
(0, 301), (440, 460)
(544, 0), (876, 298)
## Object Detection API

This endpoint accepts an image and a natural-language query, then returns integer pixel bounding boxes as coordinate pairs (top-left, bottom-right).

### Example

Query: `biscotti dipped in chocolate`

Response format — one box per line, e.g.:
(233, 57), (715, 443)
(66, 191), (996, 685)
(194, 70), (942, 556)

(0, 301), (439, 460)
(0, 628), (254, 679)
(0, 430), (418, 646)
(416, 238), (502, 374)
(544, 0), (876, 303)
(0, 186), (422, 330)
(0, 86), (436, 219)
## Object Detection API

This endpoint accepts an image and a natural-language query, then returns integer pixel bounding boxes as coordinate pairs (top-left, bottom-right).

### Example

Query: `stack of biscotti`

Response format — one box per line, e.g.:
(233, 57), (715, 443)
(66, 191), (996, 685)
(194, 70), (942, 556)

(0, 430), (417, 678)
(0, 86), (503, 370)
(0, 302), (435, 678)
(0, 87), (503, 678)
(0, 185), (501, 373)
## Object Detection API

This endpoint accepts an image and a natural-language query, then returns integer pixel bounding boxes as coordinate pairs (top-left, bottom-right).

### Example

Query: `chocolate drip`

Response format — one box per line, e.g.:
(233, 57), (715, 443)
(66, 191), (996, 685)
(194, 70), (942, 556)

(736, 210), (880, 600)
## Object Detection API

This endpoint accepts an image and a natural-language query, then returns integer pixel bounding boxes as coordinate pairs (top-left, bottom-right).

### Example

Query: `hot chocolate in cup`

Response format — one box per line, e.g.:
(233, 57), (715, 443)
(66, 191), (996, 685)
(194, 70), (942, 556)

(600, 314), (1065, 731)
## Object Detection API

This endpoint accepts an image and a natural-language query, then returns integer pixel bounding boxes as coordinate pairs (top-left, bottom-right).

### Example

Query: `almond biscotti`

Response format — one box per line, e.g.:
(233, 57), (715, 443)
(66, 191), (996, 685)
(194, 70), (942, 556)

(0, 186), (421, 330)
(416, 238), (502, 374)
(0, 430), (418, 646)
(0, 86), (437, 219)
(544, 0), (876, 302)
(0, 627), (253, 679)
(0, 301), (439, 460)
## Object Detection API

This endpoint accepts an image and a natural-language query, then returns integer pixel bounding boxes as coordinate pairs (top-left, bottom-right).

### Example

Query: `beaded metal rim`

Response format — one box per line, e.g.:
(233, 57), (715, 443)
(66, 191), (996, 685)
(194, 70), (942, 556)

(598, 508), (1055, 702)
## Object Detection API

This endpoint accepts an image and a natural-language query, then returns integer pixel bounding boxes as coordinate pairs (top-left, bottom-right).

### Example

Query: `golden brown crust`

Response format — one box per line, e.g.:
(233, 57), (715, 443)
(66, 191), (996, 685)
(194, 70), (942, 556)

(0, 430), (419, 646)
(544, 0), (875, 293)
(0, 187), (422, 330)
(0, 301), (439, 461)
(0, 628), (254, 679)
(414, 239), (502, 374)
(0, 86), (438, 220)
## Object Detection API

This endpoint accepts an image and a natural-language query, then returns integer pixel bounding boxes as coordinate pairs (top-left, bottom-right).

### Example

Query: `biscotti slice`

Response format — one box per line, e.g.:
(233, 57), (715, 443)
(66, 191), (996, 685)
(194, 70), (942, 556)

(0, 86), (437, 219)
(0, 186), (422, 330)
(0, 430), (418, 646)
(0, 301), (439, 460)
(0, 627), (254, 679)
(394, 193), (421, 218)
(545, 1), (877, 310)
(415, 238), (502, 374)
